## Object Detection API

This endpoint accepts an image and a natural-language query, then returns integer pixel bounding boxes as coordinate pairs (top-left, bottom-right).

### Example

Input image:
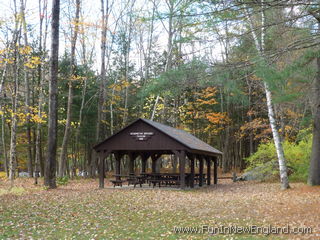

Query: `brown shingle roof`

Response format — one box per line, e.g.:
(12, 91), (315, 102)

(141, 118), (222, 155)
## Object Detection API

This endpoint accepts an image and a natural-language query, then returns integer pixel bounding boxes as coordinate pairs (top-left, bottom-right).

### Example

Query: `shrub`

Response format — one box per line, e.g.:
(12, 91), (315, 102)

(245, 134), (312, 182)
(0, 171), (7, 180)
(56, 176), (69, 185)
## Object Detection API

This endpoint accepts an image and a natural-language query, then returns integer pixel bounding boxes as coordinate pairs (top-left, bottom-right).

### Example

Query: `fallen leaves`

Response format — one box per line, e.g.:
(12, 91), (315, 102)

(0, 179), (319, 239)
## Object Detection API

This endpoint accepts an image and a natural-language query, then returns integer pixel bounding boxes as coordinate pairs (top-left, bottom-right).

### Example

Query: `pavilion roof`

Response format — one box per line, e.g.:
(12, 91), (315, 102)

(94, 118), (222, 157)
(140, 119), (222, 156)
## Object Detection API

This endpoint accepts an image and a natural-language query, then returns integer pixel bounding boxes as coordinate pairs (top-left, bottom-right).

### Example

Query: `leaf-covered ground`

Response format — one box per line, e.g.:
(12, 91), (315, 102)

(0, 178), (319, 240)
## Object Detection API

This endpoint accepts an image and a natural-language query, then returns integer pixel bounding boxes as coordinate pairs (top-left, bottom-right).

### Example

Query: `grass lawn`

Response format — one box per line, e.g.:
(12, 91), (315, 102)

(0, 178), (319, 239)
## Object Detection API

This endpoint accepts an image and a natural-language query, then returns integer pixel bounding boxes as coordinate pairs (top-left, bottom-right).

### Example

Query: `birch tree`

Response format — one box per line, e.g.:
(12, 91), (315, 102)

(244, 1), (290, 189)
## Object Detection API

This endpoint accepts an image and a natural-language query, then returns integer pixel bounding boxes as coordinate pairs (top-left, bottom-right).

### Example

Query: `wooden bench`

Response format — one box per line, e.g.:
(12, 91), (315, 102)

(110, 179), (126, 187)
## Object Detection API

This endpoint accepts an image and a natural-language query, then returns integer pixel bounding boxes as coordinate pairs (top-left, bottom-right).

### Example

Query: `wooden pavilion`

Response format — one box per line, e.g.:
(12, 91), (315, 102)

(93, 118), (222, 189)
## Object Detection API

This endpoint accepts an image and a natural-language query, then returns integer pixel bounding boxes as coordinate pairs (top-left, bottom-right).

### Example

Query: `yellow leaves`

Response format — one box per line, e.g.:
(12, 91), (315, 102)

(71, 121), (79, 128)
(58, 119), (67, 125)
(24, 56), (41, 69)
(32, 114), (46, 124)
(109, 80), (131, 91)
(2, 58), (14, 64)
(58, 120), (79, 128)
(0, 46), (42, 69)
(24, 62), (34, 68)
(2, 106), (48, 125)
(114, 85), (123, 91)
(156, 103), (164, 111)
(71, 75), (84, 81)
(19, 45), (32, 55)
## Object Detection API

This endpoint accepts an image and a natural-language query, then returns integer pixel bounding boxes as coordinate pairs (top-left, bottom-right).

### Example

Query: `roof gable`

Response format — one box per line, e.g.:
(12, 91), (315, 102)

(140, 119), (222, 155)
(94, 118), (222, 156)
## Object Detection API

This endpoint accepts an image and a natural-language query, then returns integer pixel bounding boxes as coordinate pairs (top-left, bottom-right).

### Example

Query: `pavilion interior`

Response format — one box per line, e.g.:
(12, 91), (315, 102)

(97, 150), (219, 189)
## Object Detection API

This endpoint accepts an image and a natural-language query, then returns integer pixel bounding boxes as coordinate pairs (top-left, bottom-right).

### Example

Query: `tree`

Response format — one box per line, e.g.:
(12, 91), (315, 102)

(244, 0), (290, 189)
(45, 0), (60, 188)
(8, 0), (21, 187)
(58, 0), (81, 177)
(20, 0), (34, 178)
(35, 0), (49, 184)
(308, 7), (320, 185)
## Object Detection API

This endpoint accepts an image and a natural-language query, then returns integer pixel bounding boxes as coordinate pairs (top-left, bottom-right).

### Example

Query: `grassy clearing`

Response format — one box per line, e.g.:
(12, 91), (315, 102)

(0, 186), (26, 196)
(0, 178), (319, 239)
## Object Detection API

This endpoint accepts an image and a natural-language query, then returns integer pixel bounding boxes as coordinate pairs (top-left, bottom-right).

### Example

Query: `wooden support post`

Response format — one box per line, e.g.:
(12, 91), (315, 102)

(213, 156), (218, 184)
(141, 154), (148, 173)
(206, 157), (211, 186)
(114, 152), (121, 180)
(128, 152), (135, 175)
(179, 151), (186, 189)
(190, 157), (195, 188)
(151, 158), (156, 173)
(151, 154), (160, 173)
(199, 156), (204, 187)
(99, 153), (105, 189)
(99, 151), (109, 189)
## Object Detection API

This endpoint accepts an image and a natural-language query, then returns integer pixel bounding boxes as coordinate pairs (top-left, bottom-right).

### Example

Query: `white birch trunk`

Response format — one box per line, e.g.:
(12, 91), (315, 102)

(150, 95), (160, 121)
(245, 2), (289, 189)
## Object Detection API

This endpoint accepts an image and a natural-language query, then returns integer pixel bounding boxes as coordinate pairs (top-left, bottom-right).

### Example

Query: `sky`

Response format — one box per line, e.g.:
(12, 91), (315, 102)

(0, 0), (224, 75)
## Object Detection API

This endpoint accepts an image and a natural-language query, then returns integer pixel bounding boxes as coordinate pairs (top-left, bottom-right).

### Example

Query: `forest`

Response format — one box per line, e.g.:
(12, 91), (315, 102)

(1, 0), (320, 239)
(0, 0), (320, 188)
(0, 0), (319, 187)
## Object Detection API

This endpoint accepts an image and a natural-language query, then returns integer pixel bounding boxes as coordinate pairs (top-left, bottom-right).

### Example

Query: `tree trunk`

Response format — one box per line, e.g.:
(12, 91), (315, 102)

(9, 96), (18, 187)
(9, 50), (19, 187)
(9, 0), (20, 187)
(45, 0), (60, 189)
(150, 95), (159, 121)
(1, 113), (8, 176)
(75, 7), (87, 173)
(35, 0), (48, 184)
(58, 0), (80, 177)
(308, 52), (320, 185)
(150, 0), (175, 120)
(96, 0), (109, 142)
(245, 2), (289, 189)
(122, 1), (135, 127)
(20, 0), (33, 178)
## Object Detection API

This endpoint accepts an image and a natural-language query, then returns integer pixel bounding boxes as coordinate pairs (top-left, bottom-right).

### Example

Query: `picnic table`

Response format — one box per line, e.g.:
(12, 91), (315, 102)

(110, 173), (201, 188)
(146, 173), (191, 188)
(110, 179), (126, 187)
(110, 174), (147, 188)
(110, 174), (128, 187)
